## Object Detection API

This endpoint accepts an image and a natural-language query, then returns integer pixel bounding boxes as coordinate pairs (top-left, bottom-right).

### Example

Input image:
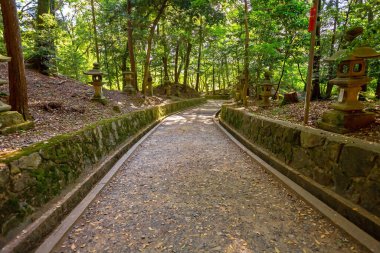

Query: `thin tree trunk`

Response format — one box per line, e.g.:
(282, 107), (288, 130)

(325, 0), (338, 98)
(90, 0), (100, 63)
(376, 74), (380, 99)
(142, 0), (168, 97)
(359, 6), (374, 101)
(161, 22), (169, 79)
(174, 40), (180, 83)
(1, 0), (29, 119)
(311, 0), (322, 100)
(225, 55), (230, 88)
(242, 0), (249, 106)
(177, 56), (183, 84)
(121, 42), (128, 90)
(35, 0), (56, 75)
(212, 63), (215, 95)
(183, 41), (192, 88)
(337, 0), (352, 51)
(127, 0), (138, 91)
(195, 16), (203, 92)
(104, 43), (112, 90)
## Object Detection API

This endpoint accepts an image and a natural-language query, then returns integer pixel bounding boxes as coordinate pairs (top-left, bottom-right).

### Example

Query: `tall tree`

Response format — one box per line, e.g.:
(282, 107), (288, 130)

(242, 0), (249, 106)
(1, 0), (29, 118)
(90, 0), (100, 63)
(195, 15), (203, 92)
(142, 0), (168, 96)
(127, 0), (138, 91)
(35, 0), (56, 75)
(311, 0), (322, 100)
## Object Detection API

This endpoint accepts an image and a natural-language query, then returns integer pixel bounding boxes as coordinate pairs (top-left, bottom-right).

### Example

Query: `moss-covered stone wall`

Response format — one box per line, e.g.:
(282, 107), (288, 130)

(0, 98), (205, 236)
(220, 105), (380, 218)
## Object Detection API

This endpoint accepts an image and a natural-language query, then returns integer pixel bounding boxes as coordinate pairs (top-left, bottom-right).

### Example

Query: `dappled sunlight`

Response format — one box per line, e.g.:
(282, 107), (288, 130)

(224, 236), (254, 253)
(163, 104), (220, 126)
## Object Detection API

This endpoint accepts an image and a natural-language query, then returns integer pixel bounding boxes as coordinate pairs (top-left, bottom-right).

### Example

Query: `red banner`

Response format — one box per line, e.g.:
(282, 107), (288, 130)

(308, 6), (317, 32)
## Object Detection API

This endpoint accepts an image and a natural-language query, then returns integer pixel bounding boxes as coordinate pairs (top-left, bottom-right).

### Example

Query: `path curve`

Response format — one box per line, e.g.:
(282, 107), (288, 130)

(53, 101), (367, 253)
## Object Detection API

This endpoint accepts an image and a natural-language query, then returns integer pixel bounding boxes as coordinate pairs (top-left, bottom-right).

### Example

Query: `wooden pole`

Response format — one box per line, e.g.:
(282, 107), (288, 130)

(303, 0), (319, 125)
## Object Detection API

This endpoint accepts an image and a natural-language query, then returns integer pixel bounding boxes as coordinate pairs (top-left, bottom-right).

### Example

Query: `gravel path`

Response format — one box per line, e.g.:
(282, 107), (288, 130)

(54, 101), (367, 253)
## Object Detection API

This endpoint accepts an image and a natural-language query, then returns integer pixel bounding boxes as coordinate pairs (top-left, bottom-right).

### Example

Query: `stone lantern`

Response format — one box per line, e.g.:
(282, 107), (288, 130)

(122, 68), (136, 95)
(0, 54), (34, 134)
(260, 71), (274, 107)
(317, 29), (380, 133)
(84, 63), (106, 102)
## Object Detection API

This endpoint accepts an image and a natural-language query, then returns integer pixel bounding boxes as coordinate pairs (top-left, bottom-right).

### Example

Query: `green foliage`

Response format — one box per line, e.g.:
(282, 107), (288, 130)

(0, 0), (378, 96)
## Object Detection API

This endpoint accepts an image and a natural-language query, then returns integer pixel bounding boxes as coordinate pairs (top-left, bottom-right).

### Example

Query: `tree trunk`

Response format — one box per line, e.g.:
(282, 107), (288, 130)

(325, 0), (338, 99)
(35, 0), (56, 75)
(359, 6), (374, 101)
(183, 41), (192, 88)
(142, 0), (167, 96)
(376, 73), (380, 99)
(161, 21), (169, 79)
(212, 63), (215, 95)
(104, 42), (112, 90)
(224, 56), (230, 89)
(311, 0), (322, 100)
(242, 0), (250, 106)
(195, 16), (203, 92)
(1, 0), (29, 119)
(90, 0), (100, 63)
(121, 42), (128, 90)
(174, 40), (180, 83)
(127, 0), (138, 91)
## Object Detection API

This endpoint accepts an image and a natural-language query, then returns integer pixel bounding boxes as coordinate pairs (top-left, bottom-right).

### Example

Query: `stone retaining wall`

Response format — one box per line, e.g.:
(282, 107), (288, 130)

(220, 105), (380, 239)
(0, 98), (205, 237)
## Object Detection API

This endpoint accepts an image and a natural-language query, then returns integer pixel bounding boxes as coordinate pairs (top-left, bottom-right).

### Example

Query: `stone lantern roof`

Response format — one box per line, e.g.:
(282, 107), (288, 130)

(84, 63), (103, 76)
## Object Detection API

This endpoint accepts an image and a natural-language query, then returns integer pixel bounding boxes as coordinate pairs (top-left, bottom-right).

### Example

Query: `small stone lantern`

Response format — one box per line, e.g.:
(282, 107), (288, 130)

(122, 68), (136, 95)
(317, 29), (380, 133)
(84, 63), (106, 102)
(260, 71), (274, 107)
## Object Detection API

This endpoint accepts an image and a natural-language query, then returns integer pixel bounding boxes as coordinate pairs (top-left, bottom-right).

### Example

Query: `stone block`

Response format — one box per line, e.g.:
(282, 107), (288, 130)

(317, 110), (375, 133)
(290, 147), (315, 177)
(300, 131), (325, 148)
(360, 180), (380, 216)
(282, 127), (300, 146)
(10, 153), (42, 171)
(339, 144), (377, 177)
(0, 111), (25, 128)
(0, 163), (9, 189)
(346, 177), (367, 203)
(325, 140), (343, 163)
(312, 167), (333, 186)
(11, 172), (35, 193)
